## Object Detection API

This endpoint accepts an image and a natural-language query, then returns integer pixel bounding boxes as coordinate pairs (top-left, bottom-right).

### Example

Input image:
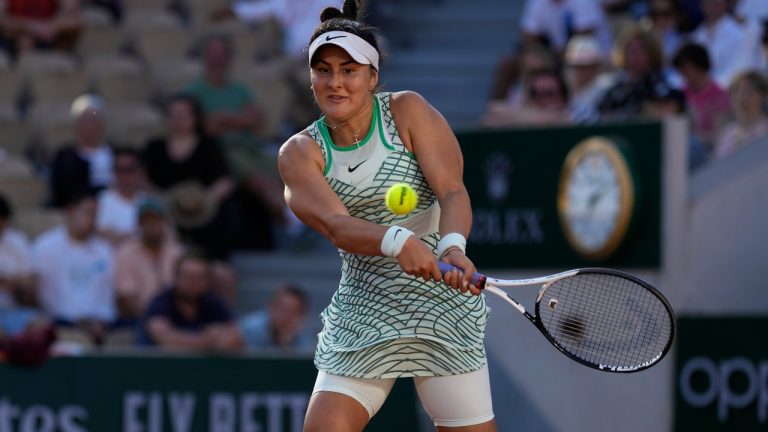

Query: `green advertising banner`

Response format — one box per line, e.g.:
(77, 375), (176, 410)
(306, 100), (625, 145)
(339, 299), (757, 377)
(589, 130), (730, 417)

(675, 317), (768, 431)
(0, 355), (419, 432)
(457, 122), (662, 269)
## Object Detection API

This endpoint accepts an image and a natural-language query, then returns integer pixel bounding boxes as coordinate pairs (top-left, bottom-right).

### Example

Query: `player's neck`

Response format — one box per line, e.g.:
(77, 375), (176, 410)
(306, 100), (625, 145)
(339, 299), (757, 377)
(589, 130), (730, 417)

(325, 97), (374, 147)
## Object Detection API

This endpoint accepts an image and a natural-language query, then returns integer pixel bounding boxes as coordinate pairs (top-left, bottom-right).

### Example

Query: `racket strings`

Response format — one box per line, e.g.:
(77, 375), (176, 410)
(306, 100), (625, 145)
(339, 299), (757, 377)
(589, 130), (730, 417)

(538, 273), (673, 370)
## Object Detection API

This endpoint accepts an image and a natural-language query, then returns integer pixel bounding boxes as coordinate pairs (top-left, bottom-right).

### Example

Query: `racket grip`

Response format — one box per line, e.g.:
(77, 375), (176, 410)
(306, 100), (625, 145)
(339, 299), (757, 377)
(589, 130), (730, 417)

(437, 262), (487, 290)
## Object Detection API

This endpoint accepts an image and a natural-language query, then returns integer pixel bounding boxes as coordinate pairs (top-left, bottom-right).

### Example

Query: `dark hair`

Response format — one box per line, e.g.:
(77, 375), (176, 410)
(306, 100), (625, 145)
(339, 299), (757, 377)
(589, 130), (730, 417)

(112, 147), (142, 166)
(167, 94), (208, 140)
(0, 193), (11, 220)
(174, 249), (211, 276)
(62, 188), (98, 209)
(528, 69), (570, 102)
(272, 284), (308, 313)
(309, 0), (382, 65)
(672, 43), (711, 72)
(199, 33), (235, 59)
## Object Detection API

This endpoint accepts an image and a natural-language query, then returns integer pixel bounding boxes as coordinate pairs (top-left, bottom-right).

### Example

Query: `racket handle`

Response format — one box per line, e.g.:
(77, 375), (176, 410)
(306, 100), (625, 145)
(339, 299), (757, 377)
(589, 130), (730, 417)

(437, 262), (487, 290)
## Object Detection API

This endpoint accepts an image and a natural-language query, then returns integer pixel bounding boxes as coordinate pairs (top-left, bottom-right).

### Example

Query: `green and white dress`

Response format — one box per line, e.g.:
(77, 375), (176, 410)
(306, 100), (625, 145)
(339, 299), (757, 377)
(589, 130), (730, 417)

(308, 92), (489, 379)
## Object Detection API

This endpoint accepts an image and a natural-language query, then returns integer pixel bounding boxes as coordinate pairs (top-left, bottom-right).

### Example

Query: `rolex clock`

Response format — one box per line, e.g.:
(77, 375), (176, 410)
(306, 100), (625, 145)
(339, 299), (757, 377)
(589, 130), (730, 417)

(557, 137), (636, 260)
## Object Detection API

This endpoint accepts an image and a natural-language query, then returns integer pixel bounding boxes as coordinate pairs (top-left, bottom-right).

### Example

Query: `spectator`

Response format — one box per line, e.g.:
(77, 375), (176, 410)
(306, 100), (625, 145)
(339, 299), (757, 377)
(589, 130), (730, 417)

(643, 83), (710, 171)
(184, 35), (285, 247)
(239, 284), (314, 351)
(0, 194), (42, 336)
(143, 94), (240, 259)
(672, 43), (732, 150)
(680, 0), (705, 31)
(598, 25), (670, 118)
(644, 0), (688, 64)
(143, 95), (242, 303)
(760, 21), (768, 73)
(32, 190), (115, 345)
(184, 36), (262, 156)
(737, 0), (768, 21)
(714, 71), (768, 159)
(519, 0), (613, 55)
(136, 252), (243, 351)
(730, 0), (765, 77)
(96, 148), (148, 247)
(563, 35), (612, 123)
(692, 0), (756, 87)
(210, 0), (345, 133)
(489, 42), (561, 105)
(0, 0), (81, 58)
(482, 69), (572, 127)
(601, 1), (635, 45)
(49, 94), (114, 208)
(114, 195), (183, 323)
(210, 0), (343, 60)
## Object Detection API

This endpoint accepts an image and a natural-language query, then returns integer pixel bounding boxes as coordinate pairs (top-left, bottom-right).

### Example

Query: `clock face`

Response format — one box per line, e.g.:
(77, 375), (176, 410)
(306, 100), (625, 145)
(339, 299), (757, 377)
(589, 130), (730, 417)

(558, 138), (634, 260)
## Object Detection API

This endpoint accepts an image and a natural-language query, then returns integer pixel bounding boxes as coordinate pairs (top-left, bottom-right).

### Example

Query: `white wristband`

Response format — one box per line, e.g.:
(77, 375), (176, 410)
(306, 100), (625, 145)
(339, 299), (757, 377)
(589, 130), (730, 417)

(381, 226), (414, 258)
(437, 233), (467, 258)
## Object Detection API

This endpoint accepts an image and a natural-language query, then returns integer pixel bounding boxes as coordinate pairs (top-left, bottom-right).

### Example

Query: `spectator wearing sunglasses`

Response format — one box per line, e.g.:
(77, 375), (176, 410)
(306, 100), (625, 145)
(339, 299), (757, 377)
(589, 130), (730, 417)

(482, 69), (572, 127)
(645, 0), (688, 64)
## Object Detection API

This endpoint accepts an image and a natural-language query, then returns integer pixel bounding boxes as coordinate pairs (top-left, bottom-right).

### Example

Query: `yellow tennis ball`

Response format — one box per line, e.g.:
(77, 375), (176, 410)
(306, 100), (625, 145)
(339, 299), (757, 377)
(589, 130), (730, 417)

(385, 183), (418, 215)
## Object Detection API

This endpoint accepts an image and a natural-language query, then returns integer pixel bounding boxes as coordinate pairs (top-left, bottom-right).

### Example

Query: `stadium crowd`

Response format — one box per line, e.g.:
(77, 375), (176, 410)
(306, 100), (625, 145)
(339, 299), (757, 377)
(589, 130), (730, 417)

(0, 0), (767, 363)
(482, 0), (768, 171)
(0, 0), (331, 363)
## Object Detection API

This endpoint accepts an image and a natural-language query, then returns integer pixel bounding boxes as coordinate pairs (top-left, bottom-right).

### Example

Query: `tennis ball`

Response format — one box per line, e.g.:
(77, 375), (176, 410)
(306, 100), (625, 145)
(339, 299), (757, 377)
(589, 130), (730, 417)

(385, 183), (418, 215)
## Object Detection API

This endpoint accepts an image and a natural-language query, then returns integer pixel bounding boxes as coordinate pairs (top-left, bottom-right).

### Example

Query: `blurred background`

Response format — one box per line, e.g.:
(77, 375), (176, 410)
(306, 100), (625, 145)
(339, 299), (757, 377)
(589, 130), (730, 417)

(0, 0), (766, 431)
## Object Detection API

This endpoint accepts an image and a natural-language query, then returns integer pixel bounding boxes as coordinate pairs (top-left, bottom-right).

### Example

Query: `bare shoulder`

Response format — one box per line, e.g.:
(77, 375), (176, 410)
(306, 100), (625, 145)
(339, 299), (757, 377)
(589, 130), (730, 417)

(279, 131), (321, 162)
(389, 90), (430, 114)
(388, 91), (442, 137)
(278, 131), (324, 177)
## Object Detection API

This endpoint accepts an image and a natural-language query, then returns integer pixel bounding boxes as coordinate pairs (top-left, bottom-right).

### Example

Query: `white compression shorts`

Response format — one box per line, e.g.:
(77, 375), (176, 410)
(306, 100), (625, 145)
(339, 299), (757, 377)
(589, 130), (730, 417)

(311, 365), (495, 428)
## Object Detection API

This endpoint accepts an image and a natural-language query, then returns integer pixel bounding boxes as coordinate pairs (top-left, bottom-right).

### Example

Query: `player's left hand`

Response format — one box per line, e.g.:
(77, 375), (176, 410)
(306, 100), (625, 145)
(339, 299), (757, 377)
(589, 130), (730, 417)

(440, 249), (481, 296)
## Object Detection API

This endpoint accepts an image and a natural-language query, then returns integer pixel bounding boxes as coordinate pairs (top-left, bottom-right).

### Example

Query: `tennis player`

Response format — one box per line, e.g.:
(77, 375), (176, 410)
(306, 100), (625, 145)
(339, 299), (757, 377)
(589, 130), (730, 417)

(277, 1), (495, 431)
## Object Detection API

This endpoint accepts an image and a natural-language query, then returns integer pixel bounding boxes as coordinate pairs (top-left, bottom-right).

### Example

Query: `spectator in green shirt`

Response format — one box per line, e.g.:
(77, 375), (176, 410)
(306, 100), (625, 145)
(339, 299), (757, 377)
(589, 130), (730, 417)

(185, 35), (287, 249)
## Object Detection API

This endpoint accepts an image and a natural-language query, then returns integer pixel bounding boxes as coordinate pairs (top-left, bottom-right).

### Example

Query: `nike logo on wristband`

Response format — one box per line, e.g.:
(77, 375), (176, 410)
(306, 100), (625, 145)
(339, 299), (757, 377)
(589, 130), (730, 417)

(348, 160), (367, 173)
(393, 229), (403, 240)
(326, 35), (347, 41)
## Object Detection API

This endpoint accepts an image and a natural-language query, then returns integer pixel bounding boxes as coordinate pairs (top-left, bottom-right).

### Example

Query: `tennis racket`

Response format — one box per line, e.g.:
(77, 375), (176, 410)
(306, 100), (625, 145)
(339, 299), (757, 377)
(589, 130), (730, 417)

(438, 263), (675, 373)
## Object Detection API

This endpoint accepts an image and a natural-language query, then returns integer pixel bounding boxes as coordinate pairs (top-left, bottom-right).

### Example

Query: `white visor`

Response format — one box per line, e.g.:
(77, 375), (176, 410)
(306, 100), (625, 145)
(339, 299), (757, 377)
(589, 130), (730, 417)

(308, 31), (379, 70)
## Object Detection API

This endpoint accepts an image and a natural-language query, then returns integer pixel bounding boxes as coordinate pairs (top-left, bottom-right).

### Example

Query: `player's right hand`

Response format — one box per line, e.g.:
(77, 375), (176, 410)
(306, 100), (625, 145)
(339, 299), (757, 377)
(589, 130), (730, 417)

(397, 237), (442, 283)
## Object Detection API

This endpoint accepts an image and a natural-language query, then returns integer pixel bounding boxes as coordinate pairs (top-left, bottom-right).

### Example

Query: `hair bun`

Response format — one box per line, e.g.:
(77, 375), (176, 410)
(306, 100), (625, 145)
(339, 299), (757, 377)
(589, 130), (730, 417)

(319, 7), (343, 22)
(320, 0), (359, 22)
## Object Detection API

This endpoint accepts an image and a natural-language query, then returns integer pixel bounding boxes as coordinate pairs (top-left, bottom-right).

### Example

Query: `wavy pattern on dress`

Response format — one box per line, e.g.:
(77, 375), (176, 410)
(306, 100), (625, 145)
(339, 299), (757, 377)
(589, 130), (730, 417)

(307, 93), (489, 378)
(315, 337), (487, 379)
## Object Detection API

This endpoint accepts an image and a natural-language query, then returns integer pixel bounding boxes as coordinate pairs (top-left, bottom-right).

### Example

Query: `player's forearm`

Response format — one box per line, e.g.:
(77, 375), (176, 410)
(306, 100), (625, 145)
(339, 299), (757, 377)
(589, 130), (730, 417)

(325, 214), (389, 256)
(437, 188), (472, 238)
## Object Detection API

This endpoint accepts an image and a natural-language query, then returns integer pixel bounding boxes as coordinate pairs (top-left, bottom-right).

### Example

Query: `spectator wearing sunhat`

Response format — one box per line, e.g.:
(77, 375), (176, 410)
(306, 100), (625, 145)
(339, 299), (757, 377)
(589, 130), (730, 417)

(563, 35), (613, 123)
(142, 94), (253, 260)
(114, 195), (184, 322)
